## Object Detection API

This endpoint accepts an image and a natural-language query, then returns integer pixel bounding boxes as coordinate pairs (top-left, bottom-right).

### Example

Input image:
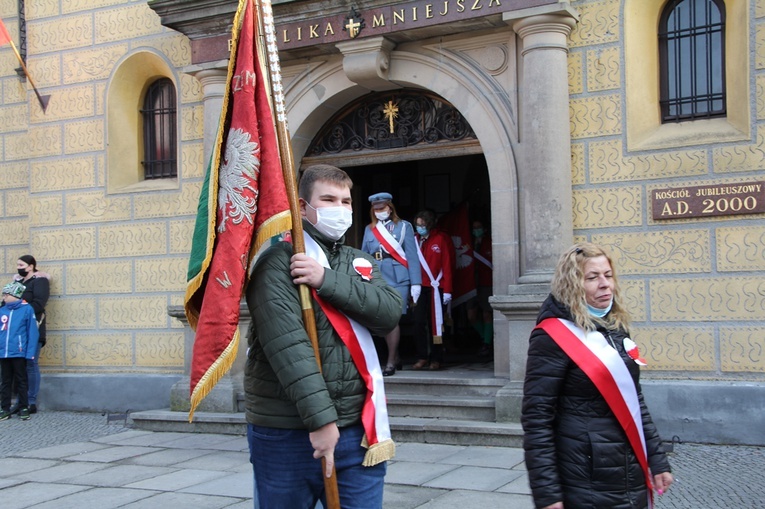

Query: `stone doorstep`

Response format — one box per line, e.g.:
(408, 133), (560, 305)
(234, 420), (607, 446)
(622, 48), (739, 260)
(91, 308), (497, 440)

(382, 374), (508, 398)
(387, 395), (496, 408)
(390, 417), (523, 435)
(390, 417), (525, 448)
(129, 410), (247, 435)
(129, 410), (524, 447)
(234, 376), (508, 403)
(387, 395), (497, 421)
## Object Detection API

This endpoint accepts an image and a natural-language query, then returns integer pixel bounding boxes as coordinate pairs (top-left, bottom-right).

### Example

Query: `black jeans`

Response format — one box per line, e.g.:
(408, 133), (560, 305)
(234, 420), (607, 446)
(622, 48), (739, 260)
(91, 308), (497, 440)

(412, 286), (444, 363)
(0, 358), (28, 411)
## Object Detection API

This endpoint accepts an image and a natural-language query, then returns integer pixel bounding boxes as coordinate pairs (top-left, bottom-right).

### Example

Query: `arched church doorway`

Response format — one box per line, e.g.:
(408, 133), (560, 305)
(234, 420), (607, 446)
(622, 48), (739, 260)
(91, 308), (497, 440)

(301, 89), (494, 369)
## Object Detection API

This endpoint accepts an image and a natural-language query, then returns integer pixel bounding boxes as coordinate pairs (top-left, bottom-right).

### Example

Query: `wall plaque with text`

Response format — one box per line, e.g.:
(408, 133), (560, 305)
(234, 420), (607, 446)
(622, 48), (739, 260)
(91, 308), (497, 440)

(652, 182), (765, 219)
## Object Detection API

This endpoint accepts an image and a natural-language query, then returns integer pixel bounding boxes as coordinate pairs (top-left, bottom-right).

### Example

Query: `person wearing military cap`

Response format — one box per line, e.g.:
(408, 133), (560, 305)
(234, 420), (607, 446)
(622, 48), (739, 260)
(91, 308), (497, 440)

(0, 282), (39, 421)
(362, 192), (422, 376)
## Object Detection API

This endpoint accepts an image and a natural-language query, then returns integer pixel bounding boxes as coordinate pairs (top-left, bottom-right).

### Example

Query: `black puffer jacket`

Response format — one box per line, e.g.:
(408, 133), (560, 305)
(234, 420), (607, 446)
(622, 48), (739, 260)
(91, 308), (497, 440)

(13, 272), (50, 346)
(522, 295), (671, 509)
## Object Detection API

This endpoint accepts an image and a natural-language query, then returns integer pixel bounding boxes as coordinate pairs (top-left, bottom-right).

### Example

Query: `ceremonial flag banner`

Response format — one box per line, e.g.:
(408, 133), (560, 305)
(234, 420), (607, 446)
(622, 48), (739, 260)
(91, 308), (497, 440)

(185, 0), (291, 419)
(437, 202), (476, 307)
(0, 18), (12, 46)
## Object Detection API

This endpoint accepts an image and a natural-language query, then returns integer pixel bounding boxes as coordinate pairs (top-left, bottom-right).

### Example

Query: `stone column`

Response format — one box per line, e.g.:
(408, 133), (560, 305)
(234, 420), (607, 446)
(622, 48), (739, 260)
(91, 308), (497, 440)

(194, 68), (228, 165)
(507, 7), (577, 283)
(493, 6), (578, 422)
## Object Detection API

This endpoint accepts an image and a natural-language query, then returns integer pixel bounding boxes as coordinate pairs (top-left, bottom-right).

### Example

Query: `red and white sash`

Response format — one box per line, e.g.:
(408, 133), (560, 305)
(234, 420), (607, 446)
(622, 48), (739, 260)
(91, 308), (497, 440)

(372, 222), (408, 268)
(536, 318), (653, 506)
(304, 232), (394, 466)
(474, 251), (493, 270)
(415, 239), (444, 341)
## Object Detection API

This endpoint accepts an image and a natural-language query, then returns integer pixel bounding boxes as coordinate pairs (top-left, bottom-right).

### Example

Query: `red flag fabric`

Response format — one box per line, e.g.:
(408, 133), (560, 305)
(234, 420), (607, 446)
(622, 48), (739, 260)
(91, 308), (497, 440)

(185, 0), (291, 419)
(0, 18), (12, 47)
(437, 202), (476, 307)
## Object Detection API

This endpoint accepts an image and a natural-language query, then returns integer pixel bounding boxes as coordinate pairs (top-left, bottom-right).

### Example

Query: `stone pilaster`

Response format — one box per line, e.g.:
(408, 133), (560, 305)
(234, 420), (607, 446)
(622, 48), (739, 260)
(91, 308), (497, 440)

(192, 68), (228, 165)
(493, 5), (578, 422)
(507, 6), (578, 283)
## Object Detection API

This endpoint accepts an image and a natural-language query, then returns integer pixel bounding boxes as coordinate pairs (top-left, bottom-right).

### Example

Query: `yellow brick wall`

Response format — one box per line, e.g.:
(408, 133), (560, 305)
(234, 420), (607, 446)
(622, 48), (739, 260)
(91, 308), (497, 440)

(0, 0), (202, 373)
(569, 0), (765, 379)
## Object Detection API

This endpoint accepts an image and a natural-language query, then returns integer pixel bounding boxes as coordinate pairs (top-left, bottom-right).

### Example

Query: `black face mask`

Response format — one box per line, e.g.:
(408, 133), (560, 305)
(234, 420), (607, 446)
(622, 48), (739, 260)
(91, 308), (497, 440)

(17, 268), (28, 277)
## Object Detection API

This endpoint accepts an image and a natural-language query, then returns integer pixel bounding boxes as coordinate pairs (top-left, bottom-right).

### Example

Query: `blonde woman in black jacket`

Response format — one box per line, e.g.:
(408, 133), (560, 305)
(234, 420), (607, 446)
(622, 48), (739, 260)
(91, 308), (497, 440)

(522, 243), (673, 509)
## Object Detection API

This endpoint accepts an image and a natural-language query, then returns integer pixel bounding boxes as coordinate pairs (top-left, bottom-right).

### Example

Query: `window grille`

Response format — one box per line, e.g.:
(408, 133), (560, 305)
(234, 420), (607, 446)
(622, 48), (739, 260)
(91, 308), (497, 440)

(659, 0), (726, 123)
(141, 78), (177, 179)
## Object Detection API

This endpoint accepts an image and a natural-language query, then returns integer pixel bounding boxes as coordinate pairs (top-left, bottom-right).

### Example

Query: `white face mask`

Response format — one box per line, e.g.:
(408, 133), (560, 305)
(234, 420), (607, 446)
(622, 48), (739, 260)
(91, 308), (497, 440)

(374, 211), (389, 221)
(307, 203), (353, 241)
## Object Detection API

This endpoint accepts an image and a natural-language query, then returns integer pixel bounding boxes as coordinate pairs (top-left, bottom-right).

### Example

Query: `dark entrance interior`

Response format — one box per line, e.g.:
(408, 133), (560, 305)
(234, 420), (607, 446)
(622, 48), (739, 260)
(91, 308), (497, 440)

(340, 153), (493, 366)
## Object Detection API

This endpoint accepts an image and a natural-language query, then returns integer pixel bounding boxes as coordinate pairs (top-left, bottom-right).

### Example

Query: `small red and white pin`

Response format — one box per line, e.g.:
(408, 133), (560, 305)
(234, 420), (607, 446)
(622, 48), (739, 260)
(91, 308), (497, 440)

(353, 258), (373, 281)
(623, 337), (647, 365)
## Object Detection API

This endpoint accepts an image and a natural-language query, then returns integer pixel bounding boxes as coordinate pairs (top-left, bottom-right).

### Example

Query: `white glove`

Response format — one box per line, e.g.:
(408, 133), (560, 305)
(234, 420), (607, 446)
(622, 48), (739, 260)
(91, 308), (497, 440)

(442, 293), (452, 305)
(410, 285), (421, 304)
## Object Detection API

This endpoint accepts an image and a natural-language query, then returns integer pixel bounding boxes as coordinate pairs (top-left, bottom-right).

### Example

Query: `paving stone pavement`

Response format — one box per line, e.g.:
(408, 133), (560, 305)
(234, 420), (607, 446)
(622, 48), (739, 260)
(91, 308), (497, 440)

(1, 412), (764, 508)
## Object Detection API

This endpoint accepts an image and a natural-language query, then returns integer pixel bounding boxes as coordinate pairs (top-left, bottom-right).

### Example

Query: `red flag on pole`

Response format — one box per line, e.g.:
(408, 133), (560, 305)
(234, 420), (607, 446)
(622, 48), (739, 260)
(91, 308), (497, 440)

(0, 16), (50, 112)
(437, 202), (476, 307)
(185, 0), (291, 419)
(0, 18), (12, 46)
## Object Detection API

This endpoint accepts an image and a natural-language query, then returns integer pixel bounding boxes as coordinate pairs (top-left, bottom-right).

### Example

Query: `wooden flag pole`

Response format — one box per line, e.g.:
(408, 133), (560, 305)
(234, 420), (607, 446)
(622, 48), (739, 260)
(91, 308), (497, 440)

(253, 1), (341, 507)
(7, 39), (49, 113)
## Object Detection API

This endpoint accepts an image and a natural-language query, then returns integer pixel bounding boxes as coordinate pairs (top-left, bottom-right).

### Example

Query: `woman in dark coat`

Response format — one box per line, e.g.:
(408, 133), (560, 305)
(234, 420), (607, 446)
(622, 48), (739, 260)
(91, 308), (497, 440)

(14, 255), (50, 413)
(522, 243), (673, 509)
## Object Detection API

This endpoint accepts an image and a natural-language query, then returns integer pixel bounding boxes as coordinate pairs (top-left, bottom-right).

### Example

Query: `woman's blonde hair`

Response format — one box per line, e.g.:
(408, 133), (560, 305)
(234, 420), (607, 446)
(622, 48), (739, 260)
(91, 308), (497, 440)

(369, 201), (401, 227)
(551, 242), (631, 332)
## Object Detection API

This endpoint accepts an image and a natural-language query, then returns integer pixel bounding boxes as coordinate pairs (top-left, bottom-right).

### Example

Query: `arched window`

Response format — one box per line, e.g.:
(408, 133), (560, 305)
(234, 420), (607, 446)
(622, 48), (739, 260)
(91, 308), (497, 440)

(141, 78), (177, 179)
(659, 0), (726, 123)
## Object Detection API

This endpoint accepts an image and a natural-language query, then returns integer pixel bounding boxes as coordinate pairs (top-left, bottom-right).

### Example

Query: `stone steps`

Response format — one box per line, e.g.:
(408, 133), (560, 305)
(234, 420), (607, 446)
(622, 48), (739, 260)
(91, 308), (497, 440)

(131, 365), (523, 447)
(383, 371), (503, 422)
(129, 410), (525, 448)
(390, 416), (524, 448)
(386, 394), (497, 421)
(382, 371), (507, 398)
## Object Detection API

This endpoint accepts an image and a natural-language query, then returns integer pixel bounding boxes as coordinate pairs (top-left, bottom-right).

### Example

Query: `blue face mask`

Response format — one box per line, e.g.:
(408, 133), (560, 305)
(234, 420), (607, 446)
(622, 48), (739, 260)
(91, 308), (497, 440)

(416, 226), (428, 236)
(587, 299), (613, 319)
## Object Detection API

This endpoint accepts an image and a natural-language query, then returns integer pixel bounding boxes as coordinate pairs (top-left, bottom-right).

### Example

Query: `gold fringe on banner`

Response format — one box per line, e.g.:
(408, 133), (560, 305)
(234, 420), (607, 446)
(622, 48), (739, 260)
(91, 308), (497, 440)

(188, 329), (240, 422)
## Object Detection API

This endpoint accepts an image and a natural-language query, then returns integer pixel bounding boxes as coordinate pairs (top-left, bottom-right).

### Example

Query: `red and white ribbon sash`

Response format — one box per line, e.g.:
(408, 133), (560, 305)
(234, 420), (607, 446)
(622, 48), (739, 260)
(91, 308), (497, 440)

(372, 222), (408, 268)
(415, 239), (443, 338)
(303, 233), (392, 461)
(536, 318), (653, 505)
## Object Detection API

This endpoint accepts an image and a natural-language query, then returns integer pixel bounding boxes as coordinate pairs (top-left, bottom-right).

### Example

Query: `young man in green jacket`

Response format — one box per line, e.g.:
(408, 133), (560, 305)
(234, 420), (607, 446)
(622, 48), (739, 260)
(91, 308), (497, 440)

(245, 164), (402, 509)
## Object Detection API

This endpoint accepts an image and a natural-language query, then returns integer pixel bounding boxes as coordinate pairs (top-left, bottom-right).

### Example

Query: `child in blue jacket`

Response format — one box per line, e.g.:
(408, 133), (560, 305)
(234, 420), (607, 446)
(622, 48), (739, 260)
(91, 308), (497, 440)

(0, 282), (39, 421)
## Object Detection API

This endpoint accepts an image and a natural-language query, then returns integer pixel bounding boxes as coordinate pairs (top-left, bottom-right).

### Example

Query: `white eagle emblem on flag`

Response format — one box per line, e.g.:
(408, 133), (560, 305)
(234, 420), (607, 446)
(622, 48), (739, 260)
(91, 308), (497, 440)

(217, 127), (260, 233)
(452, 235), (472, 269)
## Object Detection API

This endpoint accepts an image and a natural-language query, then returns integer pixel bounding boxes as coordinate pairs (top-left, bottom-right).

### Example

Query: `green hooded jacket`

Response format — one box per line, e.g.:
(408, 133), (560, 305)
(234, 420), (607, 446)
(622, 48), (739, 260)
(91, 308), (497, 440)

(244, 221), (402, 431)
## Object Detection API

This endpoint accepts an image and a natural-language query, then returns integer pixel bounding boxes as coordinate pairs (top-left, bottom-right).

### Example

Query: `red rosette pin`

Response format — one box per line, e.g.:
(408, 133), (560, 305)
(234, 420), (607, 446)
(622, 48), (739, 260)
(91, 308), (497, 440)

(623, 337), (647, 366)
(353, 258), (373, 281)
